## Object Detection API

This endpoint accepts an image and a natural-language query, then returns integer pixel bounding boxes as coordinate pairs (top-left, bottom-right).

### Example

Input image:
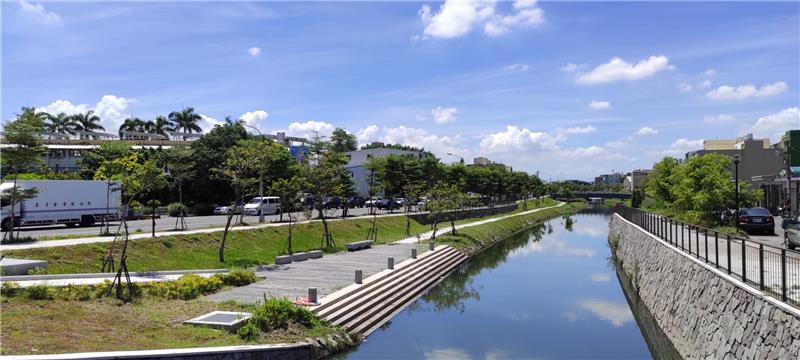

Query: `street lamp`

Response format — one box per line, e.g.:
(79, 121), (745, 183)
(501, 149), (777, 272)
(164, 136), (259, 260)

(446, 152), (464, 164)
(733, 155), (740, 230)
(243, 124), (266, 223)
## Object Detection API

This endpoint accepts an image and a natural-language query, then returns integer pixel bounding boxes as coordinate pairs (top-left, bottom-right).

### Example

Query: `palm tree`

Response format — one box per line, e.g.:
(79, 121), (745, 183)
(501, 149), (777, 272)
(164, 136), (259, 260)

(168, 107), (202, 134)
(118, 117), (147, 137)
(148, 115), (173, 136)
(72, 110), (105, 132)
(45, 112), (78, 135)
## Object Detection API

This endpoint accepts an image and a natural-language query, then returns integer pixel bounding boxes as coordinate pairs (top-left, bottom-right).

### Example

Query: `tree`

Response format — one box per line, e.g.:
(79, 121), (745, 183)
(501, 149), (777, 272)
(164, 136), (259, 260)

(670, 154), (749, 224)
(213, 140), (260, 262)
(1, 108), (45, 242)
(78, 141), (133, 179)
(168, 107), (202, 134)
(330, 128), (358, 153)
(426, 183), (467, 239)
(165, 146), (195, 230)
(44, 112), (78, 135)
(148, 115), (173, 136)
(646, 157), (680, 206)
(71, 110), (104, 133)
(247, 138), (296, 222)
(118, 117), (147, 136)
(304, 135), (350, 248)
(188, 119), (249, 205)
(270, 176), (305, 255)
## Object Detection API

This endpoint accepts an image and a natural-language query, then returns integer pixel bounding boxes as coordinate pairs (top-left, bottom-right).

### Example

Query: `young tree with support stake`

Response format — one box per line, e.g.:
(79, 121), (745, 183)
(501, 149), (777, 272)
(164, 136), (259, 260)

(165, 145), (194, 230)
(270, 176), (305, 255)
(1, 108), (45, 243)
(213, 141), (259, 263)
(305, 134), (349, 249)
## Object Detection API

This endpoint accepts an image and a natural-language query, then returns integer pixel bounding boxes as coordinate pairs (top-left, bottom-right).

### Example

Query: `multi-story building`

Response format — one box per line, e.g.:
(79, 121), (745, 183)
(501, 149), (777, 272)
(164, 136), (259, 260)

(594, 172), (624, 187)
(685, 133), (783, 183)
(345, 146), (426, 197)
(470, 157), (512, 171)
(622, 169), (651, 192)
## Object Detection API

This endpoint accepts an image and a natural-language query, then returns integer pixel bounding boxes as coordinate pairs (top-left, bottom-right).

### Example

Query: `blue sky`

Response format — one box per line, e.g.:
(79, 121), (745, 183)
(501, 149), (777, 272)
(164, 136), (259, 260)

(3, 1), (799, 180)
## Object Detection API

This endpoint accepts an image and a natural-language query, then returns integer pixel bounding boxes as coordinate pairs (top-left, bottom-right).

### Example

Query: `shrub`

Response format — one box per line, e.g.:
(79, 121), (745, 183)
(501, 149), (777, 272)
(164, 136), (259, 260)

(250, 298), (320, 332)
(167, 202), (188, 217)
(94, 280), (114, 298)
(222, 269), (258, 286)
(26, 285), (54, 300)
(1, 281), (21, 297)
(145, 274), (225, 300)
(192, 203), (216, 216)
(237, 322), (259, 341)
(56, 285), (92, 301)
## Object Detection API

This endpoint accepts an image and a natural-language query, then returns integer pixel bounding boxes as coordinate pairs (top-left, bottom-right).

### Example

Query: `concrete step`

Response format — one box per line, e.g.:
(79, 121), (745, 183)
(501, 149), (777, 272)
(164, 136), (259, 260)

(314, 245), (456, 316)
(331, 250), (465, 330)
(350, 252), (467, 335)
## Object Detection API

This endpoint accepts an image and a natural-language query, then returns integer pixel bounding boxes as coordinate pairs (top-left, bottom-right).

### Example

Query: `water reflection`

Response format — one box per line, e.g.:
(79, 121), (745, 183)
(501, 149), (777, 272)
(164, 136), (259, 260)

(339, 210), (677, 359)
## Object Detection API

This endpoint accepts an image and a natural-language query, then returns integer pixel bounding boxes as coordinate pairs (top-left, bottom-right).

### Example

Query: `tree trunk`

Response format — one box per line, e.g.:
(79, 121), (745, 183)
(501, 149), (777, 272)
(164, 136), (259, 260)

(450, 219), (457, 235)
(8, 174), (18, 242)
(286, 214), (294, 255)
(151, 203), (156, 237)
(220, 211), (235, 263)
(430, 220), (438, 241)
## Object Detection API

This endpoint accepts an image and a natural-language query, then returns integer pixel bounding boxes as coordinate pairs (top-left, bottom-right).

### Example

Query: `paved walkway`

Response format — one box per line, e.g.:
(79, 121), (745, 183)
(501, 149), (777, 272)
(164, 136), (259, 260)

(208, 202), (565, 303)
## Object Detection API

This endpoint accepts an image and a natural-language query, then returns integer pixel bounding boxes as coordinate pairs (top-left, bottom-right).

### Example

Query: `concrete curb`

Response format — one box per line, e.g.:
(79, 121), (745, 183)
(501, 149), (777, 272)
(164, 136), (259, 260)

(0, 269), (228, 282)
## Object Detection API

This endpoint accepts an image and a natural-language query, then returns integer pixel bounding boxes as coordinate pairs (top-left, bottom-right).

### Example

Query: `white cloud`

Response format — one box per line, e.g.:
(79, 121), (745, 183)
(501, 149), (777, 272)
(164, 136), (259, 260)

(604, 138), (631, 148)
(560, 63), (579, 73)
(505, 63), (530, 72)
(699, 79), (712, 89)
(678, 82), (693, 92)
(663, 138), (703, 155)
(590, 273), (611, 283)
(417, 0), (543, 39)
(747, 108), (800, 143)
(431, 106), (458, 125)
(198, 114), (223, 132)
(36, 95), (132, 133)
(286, 120), (334, 139)
(588, 100), (611, 110)
(479, 125), (563, 154)
(18, 0), (62, 26)
(247, 47), (262, 57)
(356, 124), (471, 161)
(576, 299), (634, 327)
(576, 55), (671, 84)
(703, 114), (735, 124)
(635, 127), (658, 135)
(484, 0), (544, 37)
(563, 125), (596, 134)
(355, 125), (379, 145)
(706, 82), (788, 100)
(424, 348), (471, 360)
(238, 110), (269, 131)
(704, 69), (717, 77)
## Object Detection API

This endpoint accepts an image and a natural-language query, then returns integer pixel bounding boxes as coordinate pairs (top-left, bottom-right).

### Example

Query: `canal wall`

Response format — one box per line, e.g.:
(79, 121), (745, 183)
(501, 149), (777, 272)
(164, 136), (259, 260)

(407, 203), (518, 225)
(609, 214), (800, 359)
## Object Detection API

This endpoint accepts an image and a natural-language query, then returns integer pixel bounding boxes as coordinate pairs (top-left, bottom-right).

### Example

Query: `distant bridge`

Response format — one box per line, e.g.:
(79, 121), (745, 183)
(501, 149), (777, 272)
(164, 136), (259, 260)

(554, 191), (631, 200)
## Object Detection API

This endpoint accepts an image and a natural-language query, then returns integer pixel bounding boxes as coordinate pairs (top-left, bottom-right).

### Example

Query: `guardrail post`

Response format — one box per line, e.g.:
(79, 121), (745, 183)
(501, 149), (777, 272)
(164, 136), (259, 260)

(688, 224), (692, 254)
(669, 219), (673, 244)
(355, 270), (363, 284)
(411, 248), (417, 259)
(681, 222), (685, 250)
(781, 249), (787, 302)
(704, 229), (708, 263)
(695, 227), (700, 259)
(742, 238), (747, 283)
(388, 257), (394, 270)
(758, 244), (764, 291)
(726, 235), (732, 275)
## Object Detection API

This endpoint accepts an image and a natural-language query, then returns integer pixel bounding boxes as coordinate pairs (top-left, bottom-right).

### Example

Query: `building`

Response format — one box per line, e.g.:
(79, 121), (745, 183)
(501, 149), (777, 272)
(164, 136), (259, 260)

(0, 130), (307, 173)
(345, 147), (426, 197)
(622, 169), (651, 192)
(470, 157), (512, 171)
(594, 172), (624, 187)
(749, 130), (800, 212)
(685, 133), (783, 185)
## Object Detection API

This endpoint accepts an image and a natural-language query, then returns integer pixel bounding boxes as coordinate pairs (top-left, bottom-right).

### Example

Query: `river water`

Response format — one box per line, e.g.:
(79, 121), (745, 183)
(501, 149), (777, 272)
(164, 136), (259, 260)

(339, 208), (679, 359)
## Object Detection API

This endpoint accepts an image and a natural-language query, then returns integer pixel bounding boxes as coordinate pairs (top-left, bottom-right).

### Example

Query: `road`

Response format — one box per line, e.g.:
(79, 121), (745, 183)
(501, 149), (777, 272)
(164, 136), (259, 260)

(1, 207), (384, 239)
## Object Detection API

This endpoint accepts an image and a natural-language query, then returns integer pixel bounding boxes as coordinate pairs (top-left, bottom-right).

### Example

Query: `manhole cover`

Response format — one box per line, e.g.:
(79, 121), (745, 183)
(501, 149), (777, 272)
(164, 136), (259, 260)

(184, 311), (251, 330)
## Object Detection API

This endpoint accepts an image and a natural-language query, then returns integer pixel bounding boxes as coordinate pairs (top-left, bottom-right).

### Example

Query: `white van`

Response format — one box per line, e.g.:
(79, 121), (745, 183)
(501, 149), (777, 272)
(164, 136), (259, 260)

(244, 196), (281, 216)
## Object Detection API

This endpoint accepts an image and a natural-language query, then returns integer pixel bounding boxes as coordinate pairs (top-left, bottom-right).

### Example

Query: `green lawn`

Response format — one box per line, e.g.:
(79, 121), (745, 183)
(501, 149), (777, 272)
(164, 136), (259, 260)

(2, 199), (559, 274)
(437, 201), (586, 254)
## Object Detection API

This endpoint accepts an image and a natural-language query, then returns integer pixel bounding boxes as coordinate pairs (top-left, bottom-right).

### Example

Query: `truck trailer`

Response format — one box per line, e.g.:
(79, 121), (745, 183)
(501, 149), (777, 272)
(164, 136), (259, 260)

(0, 180), (121, 231)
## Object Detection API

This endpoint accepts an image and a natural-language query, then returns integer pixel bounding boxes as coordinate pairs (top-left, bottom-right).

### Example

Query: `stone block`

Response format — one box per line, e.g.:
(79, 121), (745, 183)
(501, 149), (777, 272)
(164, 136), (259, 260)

(292, 252), (309, 261)
(275, 255), (292, 265)
(308, 250), (323, 259)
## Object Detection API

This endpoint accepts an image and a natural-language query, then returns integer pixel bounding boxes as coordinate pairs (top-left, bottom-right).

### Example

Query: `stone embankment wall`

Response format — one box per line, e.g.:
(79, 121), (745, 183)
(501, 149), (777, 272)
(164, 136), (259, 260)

(407, 203), (518, 225)
(609, 215), (800, 360)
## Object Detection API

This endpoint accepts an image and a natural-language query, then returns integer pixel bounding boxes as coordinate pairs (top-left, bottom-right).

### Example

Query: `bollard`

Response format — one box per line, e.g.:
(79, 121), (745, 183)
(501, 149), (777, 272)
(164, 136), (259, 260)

(388, 257), (395, 270)
(308, 288), (318, 304)
(355, 270), (363, 284)
(411, 248), (417, 259)
(429, 240), (435, 251)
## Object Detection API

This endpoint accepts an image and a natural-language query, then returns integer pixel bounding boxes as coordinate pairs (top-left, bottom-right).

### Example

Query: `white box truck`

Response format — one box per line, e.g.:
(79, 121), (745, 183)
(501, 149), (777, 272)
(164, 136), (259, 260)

(0, 180), (121, 231)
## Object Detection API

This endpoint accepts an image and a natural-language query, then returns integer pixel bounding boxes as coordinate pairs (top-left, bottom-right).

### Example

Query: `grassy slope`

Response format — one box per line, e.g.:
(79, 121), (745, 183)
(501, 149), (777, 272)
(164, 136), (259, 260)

(436, 201), (586, 254)
(2, 199), (557, 274)
(0, 297), (341, 355)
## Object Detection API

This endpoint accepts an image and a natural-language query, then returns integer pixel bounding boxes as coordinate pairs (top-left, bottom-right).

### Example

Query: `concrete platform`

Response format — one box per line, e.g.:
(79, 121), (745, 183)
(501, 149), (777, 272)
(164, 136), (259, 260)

(0, 258), (47, 276)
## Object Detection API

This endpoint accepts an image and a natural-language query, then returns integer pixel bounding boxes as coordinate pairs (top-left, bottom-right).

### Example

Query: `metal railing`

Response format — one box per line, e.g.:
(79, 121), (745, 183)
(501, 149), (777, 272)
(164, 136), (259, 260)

(614, 205), (800, 309)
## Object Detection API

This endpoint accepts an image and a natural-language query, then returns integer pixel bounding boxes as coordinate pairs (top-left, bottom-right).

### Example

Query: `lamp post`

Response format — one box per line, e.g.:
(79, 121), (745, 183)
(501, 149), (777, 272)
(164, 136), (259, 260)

(446, 152), (464, 164)
(243, 124), (266, 223)
(733, 155), (740, 230)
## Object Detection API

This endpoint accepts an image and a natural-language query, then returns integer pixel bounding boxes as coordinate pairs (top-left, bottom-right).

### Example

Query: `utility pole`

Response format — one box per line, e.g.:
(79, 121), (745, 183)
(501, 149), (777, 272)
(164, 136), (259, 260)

(733, 155), (740, 230)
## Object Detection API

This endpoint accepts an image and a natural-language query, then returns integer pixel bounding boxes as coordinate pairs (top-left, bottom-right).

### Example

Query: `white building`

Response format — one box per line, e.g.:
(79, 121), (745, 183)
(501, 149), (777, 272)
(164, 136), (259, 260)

(345, 147), (426, 197)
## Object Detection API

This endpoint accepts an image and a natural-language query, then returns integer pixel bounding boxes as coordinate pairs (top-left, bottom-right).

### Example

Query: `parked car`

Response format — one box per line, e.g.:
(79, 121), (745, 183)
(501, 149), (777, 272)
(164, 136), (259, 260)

(737, 207), (775, 234)
(243, 196), (281, 216)
(783, 214), (800, 250)
(302, 196), (316, 210)
(376, 198), (401, 210)
(213, 201), (244, 215)
(322, 197), (343, 209)
(365, 197), (381, 208)
(347, 196), (366, 208)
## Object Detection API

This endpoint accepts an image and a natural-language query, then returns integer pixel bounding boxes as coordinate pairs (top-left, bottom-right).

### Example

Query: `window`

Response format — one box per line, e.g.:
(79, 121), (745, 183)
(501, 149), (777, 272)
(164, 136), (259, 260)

(35, 202), (39, 207)
(88, 201), (91, 205)
(71, 202), (75, 206)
